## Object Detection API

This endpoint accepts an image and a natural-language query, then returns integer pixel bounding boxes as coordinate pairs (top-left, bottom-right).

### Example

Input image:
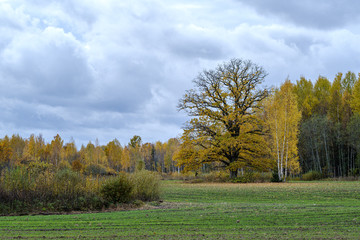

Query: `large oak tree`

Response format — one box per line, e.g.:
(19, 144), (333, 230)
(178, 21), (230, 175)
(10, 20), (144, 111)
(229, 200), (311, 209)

(176, 59), (271, 178)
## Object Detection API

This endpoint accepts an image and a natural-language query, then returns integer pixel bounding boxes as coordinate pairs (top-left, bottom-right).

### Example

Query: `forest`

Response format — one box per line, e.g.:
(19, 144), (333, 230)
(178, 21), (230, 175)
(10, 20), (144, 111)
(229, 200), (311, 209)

(0, 71), (359, 180)
(0, 134), (181, 176)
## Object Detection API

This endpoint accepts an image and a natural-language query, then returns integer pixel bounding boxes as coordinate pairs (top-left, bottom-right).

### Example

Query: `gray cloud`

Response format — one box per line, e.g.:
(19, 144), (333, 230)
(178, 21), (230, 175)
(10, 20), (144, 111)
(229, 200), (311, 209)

(237, 0), (360, 30)
(166, 29), (228, 60)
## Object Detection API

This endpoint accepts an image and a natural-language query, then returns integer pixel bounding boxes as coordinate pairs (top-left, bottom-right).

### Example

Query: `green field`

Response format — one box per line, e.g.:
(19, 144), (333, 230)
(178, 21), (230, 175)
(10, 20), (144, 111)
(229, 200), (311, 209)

(0, 180), (360, 239)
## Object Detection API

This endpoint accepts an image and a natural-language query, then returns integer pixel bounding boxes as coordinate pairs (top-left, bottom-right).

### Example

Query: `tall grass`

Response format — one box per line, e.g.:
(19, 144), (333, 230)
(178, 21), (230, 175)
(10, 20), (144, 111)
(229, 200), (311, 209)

(0, 167), (161, 215)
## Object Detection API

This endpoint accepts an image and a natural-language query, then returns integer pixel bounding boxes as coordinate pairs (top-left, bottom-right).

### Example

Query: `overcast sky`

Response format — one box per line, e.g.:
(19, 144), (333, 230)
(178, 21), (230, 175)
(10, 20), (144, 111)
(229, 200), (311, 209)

(0, 0), (360, 146)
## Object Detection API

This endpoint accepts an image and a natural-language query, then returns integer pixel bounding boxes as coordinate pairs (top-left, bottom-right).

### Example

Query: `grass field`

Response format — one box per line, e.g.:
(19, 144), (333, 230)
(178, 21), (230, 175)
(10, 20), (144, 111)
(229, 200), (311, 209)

(0, 180), (360, 239)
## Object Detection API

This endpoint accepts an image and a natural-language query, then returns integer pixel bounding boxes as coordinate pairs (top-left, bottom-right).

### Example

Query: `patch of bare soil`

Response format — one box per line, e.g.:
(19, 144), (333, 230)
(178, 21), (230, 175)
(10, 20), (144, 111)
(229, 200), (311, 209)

(10, 201), (183, 217)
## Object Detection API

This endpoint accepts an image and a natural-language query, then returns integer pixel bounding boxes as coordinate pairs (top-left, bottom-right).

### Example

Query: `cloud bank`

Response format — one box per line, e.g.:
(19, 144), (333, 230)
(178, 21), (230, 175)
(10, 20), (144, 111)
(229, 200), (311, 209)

(0, 0), (359, 146)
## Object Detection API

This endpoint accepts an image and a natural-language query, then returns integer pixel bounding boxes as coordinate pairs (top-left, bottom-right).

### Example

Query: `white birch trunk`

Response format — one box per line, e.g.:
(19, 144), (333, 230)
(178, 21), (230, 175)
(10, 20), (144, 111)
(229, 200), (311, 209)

(285, 139), (289, 182)
(280, 109), (287, 180)
(275, 116), (281, 179)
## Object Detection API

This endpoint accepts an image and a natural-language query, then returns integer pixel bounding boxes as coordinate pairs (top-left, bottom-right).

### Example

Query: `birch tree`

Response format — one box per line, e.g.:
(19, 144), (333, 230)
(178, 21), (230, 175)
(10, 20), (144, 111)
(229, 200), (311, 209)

(266, 80), (301, 181)
(293, 77), (316, 119)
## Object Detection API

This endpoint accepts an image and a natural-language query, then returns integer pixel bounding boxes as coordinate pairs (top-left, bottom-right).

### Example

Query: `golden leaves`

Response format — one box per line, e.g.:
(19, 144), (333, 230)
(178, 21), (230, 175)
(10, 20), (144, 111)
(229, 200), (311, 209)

(177, 59), (270, 174)
(265, 80), (301, 178)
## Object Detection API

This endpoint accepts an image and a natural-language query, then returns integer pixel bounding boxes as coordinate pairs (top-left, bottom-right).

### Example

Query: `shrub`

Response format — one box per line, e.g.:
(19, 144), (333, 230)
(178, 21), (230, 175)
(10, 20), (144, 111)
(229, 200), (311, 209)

(253, 172), (272, 183)
(349, 168), (360, 177)
(231, 172), (253, 183)
(53, 169), (83, 197)
(271, 171), (282, 182)
(84, 164), (107, 176)
(71, 160), (83, 172)
(100, 173), (133, 203)
(58, 160), (71, 170)
(27, 161), (54, 174)
(203, 171), (229, 182)
(1, 167), (34, 193)
(231, 172), (272, 183)
(188, 178), (206, 183)
(162, 171), (196, 181)
(302, 171), (322, 181)
(130, 170), (161, 201)
(289, 176), (301, 181)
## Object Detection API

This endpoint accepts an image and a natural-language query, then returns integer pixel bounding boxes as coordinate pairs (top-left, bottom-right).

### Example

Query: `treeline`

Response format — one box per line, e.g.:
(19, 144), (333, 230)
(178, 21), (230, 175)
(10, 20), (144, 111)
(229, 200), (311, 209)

(292, 71), (360, 177)
(0, 134), (181, 175)
(263, 71), (360, 179)
(1, 72), (360, 179)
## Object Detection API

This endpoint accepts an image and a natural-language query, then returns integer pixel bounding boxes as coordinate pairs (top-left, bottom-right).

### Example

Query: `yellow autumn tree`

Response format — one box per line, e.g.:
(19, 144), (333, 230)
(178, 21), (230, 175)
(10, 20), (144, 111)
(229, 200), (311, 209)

(265, 80), (301, 181)
(22, 134), (47, 163)
(350, 73), (360, 114)
(94, 139), (108, 166)
(121, 146), (131, 171)
(49, 134), (64, 167)
(293, 77), (316, 119)
(328, 73), (343, 123)
(173, 135), (202, 174)
(177, 59), (271, 178)
(62, 141), (78, 163)
(9, 134), (25, 166)
(128, 135), (142, 171)
(104, 139), (123, 171)
(23, 134), (36, 162)
(0, 136), (13, 167)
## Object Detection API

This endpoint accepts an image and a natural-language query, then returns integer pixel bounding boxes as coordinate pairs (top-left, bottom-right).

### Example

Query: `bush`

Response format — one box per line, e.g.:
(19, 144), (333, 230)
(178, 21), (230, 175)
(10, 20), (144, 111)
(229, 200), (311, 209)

(1, 167), (34, 193)
(202, 171), (229, 182)
(231, 172), (272, 183)
(71, 160), (83, 172)
(130, 170), (161, 201)
(84, 164), (107, 176)
(162, 171), (196, 181)
(58, 160), (71, 170)
(253, 172), (272, 183)
(302, 171), (322, 181)
(231, 172), (253, 183)
(53, 169), (83, 196)
(271, 171), (282, 182)
(100, 173), (133, 204)
(349, 168), (360, 177)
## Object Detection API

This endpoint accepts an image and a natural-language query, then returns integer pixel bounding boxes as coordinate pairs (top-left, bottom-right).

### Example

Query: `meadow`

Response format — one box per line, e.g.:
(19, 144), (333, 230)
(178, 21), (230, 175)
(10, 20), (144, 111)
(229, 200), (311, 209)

(0, 180), (359, 239)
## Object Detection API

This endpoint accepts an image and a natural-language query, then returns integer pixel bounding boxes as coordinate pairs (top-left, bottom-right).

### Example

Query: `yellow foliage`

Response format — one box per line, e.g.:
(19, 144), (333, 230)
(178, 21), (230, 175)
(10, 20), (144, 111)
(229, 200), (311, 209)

(121, 147), (131, 171)
(265, 80), (301, 180)
(350, 74), (360, 114)
(177, 59), (271, 177)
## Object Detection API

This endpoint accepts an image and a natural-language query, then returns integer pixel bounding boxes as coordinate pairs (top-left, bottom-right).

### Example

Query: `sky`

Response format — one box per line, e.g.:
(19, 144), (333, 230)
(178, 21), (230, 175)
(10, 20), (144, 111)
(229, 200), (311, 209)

(0, 0), (360, 147)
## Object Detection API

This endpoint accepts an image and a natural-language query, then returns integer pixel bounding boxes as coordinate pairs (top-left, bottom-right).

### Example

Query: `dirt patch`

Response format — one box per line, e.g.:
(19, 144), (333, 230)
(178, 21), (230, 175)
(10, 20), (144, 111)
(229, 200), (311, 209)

(2, 201), (183, 217)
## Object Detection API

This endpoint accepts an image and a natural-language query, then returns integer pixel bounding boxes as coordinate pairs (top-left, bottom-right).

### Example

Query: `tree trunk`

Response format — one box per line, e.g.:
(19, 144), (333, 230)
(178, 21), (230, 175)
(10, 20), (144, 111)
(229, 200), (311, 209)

(230, 169), (238, 179)
(323, 132), (331, 176)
